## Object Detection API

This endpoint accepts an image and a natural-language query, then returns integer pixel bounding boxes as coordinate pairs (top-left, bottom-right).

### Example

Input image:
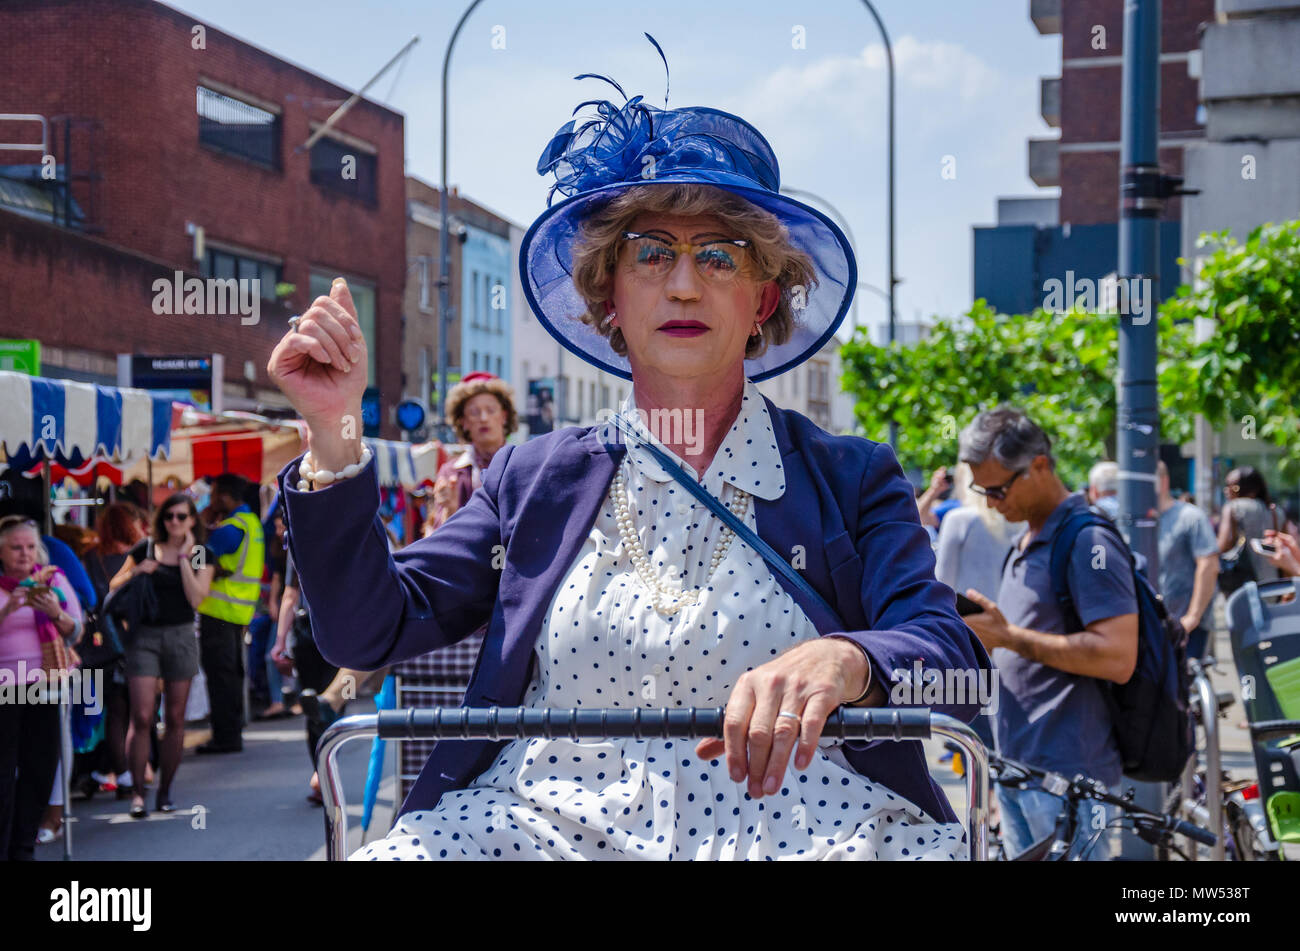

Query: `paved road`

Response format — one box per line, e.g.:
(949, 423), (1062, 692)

(38, 702), (397, 862)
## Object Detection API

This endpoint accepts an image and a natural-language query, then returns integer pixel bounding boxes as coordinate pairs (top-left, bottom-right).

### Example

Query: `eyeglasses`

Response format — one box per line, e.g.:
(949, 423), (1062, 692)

(164, 511), (191, 522)
(620, 232), (751, 284)
(969, 469), (1027, 502)
(0, 517), (38, 530)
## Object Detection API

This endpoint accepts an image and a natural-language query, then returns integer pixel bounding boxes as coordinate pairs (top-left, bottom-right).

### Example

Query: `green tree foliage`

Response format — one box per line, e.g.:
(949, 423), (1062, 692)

(840, 300), (1193, 489)
(1161, 221), (1300, 478)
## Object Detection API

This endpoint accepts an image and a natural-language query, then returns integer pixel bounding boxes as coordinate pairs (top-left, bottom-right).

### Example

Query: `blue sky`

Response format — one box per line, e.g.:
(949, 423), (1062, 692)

(168, 0), (1062, 342)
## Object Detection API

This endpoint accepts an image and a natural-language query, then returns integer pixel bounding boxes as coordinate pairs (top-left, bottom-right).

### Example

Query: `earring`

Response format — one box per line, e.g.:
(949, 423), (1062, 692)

(602, 310), (616, 329)
(752, 321), (763, 340)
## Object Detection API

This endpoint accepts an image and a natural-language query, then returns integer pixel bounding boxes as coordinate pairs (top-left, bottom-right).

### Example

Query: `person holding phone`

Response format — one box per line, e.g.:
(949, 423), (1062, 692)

(109, 494), (215, 817)
(1262, 530), (1300, 578)
(0, 515), (83, 860)
(1218, 467), (1286, 590)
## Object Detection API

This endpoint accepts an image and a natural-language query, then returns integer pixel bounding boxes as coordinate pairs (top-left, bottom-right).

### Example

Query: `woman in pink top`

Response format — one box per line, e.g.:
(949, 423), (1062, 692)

(422, 372), (517, 537)
(0, 515), (83, 861)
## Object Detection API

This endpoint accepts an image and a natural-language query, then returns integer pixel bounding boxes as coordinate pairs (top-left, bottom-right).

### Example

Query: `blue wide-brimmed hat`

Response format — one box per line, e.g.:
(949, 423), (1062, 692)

(519, 34), (857, 383)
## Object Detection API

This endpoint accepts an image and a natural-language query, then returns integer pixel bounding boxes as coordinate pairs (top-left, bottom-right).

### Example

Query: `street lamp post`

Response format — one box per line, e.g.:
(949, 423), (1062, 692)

(438, 0), (488, 430)
(860, 1), (897, 448)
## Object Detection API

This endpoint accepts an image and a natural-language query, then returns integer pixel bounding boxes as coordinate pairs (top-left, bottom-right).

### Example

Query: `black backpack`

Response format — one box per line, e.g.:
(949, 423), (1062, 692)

(1048, 509), (1194, 782)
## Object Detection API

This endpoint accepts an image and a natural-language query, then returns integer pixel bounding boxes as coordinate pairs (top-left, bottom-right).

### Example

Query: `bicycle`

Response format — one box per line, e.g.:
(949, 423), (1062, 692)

(1159, 656), (1283, 861)
(988, 752), (1216, 861)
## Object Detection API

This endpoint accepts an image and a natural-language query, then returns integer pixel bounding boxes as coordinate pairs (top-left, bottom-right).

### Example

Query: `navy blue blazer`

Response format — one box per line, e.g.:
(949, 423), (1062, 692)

(277, 396), (990, 824)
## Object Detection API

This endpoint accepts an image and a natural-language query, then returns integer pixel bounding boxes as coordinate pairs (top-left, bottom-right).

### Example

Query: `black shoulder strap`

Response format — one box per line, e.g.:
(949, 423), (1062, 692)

(1048, 509), (1133, 633)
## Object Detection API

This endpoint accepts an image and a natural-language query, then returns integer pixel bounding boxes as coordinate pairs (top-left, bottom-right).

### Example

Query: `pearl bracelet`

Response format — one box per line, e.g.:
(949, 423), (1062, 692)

(297, 444), (372, 491)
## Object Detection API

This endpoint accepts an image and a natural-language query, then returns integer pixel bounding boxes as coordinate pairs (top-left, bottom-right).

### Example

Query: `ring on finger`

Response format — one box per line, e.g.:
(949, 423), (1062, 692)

(777, 711), (801, 723)
(287, 314), (301, 333)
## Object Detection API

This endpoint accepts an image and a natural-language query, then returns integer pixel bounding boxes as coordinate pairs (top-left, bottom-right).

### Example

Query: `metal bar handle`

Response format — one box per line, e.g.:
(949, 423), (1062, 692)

(321, 707), (986, 862)
(372, 705), (935, 741)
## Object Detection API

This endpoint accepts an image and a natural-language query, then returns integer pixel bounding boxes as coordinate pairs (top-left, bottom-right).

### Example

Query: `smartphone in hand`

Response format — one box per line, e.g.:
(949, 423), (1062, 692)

(1250, 537), (1279, 557)
(955, 592), (984, 616)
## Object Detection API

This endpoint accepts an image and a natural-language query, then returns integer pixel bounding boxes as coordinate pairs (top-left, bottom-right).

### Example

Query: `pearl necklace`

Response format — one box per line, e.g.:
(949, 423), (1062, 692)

(608, 458), (751, 616)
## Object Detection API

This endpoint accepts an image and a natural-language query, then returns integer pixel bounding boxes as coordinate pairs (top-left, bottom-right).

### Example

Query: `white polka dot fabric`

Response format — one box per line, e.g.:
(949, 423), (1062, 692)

(357, 381), (966, 860)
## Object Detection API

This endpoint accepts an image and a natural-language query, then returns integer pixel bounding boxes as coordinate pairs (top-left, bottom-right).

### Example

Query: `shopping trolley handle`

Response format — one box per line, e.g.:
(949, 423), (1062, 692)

(373, 705), (936, 741)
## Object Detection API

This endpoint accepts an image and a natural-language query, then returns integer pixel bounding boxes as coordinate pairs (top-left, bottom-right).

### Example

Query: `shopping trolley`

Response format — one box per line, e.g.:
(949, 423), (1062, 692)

(317, 706), (990, 861)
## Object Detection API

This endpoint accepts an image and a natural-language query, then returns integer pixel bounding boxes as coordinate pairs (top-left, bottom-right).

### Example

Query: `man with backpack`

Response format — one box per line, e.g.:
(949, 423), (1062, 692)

(956, 407), (1139, 860)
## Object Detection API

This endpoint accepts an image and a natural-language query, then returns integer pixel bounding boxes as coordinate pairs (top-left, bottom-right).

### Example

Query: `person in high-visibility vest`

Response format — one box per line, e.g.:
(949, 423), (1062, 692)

(195, 474), (265, 754)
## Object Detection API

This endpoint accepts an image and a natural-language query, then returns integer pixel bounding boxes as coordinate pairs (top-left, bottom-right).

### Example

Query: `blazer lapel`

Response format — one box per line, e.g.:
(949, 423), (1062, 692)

(753, 398), (862, 633)
(489, 428), (627, 699)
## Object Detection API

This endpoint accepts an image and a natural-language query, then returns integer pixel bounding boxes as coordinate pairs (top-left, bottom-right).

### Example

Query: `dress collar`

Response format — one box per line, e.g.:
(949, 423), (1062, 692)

(609, 379), (786, 501)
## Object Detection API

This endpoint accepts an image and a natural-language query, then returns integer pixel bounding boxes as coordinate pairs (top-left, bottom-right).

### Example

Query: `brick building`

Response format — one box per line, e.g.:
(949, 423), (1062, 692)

(0, 0), (406, 435)
(974, 0), (1213, 315)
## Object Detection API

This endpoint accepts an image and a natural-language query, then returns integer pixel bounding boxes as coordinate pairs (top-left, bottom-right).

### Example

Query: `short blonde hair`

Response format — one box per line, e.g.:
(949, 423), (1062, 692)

(569, 183), (817, 360)
(445, 377), (519, 443)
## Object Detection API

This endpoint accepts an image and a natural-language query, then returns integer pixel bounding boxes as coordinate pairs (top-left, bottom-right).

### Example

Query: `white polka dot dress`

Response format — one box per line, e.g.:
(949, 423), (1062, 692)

(356, 381), (966, 861)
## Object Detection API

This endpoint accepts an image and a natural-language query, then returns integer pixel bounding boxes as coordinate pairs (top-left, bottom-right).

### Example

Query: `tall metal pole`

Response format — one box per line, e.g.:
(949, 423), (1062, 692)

(439, 0), (487, 431)
(860, 1), (897, 449)
(1117, 0), (1164, 860)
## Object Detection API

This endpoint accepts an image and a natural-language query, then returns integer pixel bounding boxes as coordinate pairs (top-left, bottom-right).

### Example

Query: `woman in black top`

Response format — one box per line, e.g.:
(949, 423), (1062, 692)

(110, 494), (215, 817)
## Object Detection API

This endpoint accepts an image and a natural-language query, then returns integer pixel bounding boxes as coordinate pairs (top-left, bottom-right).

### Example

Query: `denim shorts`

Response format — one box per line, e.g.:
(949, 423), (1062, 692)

(997, 784), (1118, 861)
(125, 621), (200, 682)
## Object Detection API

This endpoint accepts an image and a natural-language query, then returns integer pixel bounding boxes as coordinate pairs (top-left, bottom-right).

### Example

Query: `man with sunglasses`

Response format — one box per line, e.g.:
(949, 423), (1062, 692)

(956, 407), (1138, 860)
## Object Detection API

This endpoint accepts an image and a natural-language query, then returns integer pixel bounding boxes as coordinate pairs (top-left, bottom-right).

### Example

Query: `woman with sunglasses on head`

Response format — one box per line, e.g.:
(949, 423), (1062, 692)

(269, 38), (987, 860)
(109, 494), (215, 818)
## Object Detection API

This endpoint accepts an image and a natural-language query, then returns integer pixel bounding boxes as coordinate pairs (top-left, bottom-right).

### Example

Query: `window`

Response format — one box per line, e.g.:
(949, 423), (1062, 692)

(310, 271), (376, 383)
(472, 351), (479, 371)
(418, 259), (431, 312)
(496, 356), (502, 376)
(577, 379), (584, 419)
(589, 381), (596, 414)
(792, 370), (799, 397)
(202, 248), (280, 301)
(471, 271), (480, 328)
(310, 135), (377, 204)
(197, 85), (280, 168)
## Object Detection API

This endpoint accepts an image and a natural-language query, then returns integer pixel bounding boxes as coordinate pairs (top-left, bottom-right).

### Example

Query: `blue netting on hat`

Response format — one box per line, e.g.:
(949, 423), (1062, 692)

(519, 35), (857, 383)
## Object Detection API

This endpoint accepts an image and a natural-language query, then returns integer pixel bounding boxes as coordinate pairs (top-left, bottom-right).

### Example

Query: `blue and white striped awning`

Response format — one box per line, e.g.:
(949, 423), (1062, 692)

(0, 370), (173, 467)
(364, 437), (421, 489)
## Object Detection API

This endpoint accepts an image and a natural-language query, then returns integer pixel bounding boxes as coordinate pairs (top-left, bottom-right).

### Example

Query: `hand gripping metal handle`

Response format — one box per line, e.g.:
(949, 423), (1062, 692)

(318, 706), (988, 861)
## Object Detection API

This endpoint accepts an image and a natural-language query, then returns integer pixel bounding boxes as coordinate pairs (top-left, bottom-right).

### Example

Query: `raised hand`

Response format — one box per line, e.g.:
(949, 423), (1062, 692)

(267, 278), (369, 435)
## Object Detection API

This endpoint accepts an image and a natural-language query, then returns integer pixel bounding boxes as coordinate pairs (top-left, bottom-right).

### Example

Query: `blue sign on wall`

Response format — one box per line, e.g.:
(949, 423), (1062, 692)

(362, 386), (381, 437)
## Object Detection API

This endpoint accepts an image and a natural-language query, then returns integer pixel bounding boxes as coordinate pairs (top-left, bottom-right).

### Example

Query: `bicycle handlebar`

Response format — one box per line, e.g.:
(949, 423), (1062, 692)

(374, 705), (935, 742)
(990, 753), (1217, 849)
(1169, 817), (1218, 847)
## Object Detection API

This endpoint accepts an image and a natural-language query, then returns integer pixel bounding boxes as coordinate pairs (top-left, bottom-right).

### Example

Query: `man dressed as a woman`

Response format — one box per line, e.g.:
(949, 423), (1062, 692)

(268, 38), (988, 860)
